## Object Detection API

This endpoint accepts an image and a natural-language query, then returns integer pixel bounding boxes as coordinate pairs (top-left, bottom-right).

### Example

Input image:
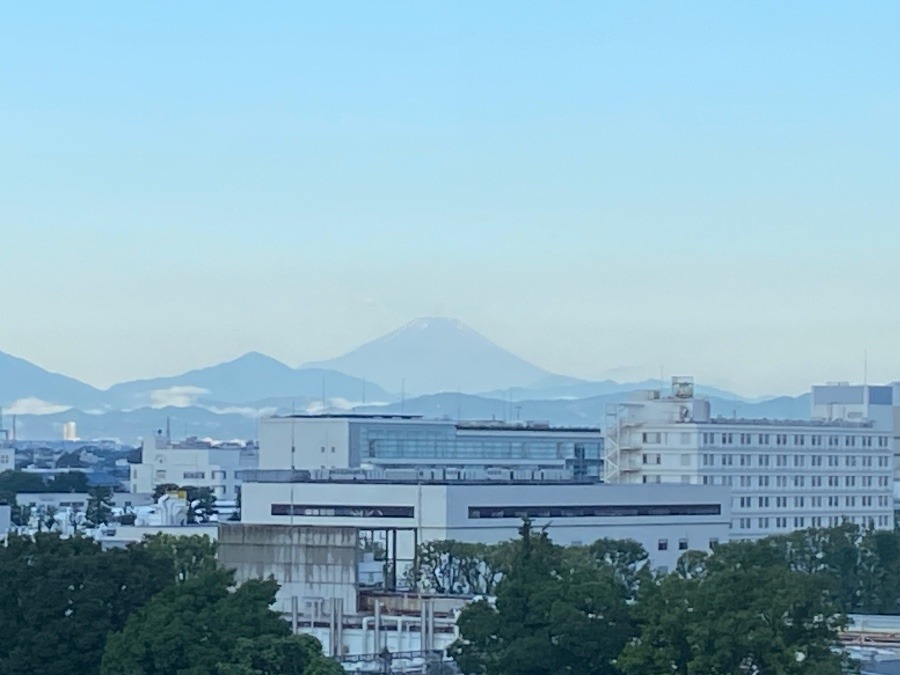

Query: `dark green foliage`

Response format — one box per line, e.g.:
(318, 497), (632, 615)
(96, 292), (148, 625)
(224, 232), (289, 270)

(101, 570), (300, 675)
(216, 634), (344, 675)
(619, 543), (856, 675)
(85, 485), (114, 526)
(0, 533), (174, 675)
(49, 470), (91, 492)
(450, 521), (635, 675)
(141, 532), (218, 582)
(55, 451), (88, 468)
(409, 540), (504, 595)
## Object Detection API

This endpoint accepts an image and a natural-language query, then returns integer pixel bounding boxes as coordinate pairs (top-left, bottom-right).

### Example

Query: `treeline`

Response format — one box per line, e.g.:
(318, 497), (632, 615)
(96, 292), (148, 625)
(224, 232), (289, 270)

(0, 533), (340, 675)
(446, 522), (900, 674)
(0, 469), (91, 498)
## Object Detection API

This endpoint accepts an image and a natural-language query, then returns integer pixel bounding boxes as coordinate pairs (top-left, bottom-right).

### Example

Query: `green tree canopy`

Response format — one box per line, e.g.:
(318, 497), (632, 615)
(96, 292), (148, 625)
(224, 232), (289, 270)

(450, 521), (634, 675)
(101, 569), (336, 675)
(0, 533), (174, 675)
(141, 532), (218, 583)
(618, 542), (857, 675)
(216, 634), (343, 675)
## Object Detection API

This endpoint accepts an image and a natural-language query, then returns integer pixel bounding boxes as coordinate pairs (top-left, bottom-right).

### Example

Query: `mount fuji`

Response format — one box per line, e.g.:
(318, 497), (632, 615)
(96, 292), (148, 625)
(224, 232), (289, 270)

(303, 317), (552, 395)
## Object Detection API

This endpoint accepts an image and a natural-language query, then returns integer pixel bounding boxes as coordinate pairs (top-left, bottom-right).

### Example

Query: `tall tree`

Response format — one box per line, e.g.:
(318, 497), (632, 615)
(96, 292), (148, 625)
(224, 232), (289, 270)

(0, 533), (174, 675)
(618, 546), (856, 675)
(410, 540), (502, 595)
(450, 521), (634, 675)
(85, 485), (114, 526)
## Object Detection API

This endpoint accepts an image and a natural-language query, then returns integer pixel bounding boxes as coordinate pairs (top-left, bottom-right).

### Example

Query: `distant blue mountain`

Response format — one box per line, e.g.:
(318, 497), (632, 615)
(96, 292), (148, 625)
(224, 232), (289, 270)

(0, 350), (103, 409)
(104, 352), (391, 408)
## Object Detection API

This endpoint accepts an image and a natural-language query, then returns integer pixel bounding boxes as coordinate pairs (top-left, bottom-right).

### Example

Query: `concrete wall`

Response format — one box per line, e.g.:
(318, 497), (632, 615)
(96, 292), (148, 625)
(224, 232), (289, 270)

(218, 523), (360, 615)
(258, 418), (351, 470)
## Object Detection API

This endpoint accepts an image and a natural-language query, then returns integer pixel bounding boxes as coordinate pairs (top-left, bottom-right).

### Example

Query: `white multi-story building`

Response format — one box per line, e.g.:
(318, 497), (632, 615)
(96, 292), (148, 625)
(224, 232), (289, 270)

(129, 431), (258, 500)
(812, 382), (900, 477)
(258, 414), (604, 480)
(605, 377), (895, 539)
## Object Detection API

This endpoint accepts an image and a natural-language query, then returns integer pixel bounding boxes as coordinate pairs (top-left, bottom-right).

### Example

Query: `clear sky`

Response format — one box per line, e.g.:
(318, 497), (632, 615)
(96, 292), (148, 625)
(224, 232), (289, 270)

(1, 2), (898, 396)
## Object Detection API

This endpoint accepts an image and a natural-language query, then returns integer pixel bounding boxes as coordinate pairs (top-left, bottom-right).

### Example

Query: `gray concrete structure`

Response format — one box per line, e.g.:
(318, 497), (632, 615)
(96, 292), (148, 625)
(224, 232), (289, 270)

(218, 523), (360, 615)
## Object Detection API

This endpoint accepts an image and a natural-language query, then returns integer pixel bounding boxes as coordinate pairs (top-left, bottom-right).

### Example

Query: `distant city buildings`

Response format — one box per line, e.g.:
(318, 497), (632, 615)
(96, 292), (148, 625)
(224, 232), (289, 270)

(129, 430), (258, 500)
(62, 421), (78, 441)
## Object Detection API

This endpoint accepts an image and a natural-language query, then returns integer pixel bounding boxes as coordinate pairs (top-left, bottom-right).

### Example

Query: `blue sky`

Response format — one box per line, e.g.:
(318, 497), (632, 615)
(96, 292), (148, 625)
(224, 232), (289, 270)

(1, 2), (898, 396)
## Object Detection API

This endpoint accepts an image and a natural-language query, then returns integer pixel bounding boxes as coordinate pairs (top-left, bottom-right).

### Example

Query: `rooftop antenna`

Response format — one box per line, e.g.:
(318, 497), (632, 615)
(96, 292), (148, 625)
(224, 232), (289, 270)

(864, 349), (868, 386)
(165, 416), (171, 442)
(289, 401), (297, 631)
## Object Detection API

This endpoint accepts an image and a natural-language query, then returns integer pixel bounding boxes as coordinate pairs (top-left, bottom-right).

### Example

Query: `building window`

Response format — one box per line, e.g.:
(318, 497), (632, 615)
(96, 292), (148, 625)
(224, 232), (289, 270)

(678, 539), (689, 551)
(183, 471), (205, 480)
(272, 504), (415, 518)
(658, 539), (669, 551)
(709, 538), (719, 548)
(468, 503), (722, 519)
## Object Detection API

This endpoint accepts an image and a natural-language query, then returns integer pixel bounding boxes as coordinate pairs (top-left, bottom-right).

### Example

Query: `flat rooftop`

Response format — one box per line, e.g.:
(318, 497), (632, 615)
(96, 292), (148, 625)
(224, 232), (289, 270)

(274, 413), (424, 420)
(704, 416), (875, 428)
(241, 469), (598, 486)
(269, 414), (600, 432)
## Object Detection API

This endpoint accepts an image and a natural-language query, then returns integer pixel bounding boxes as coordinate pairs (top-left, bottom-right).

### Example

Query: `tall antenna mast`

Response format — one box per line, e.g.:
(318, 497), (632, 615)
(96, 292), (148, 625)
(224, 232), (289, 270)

(864, 349), (868, 386)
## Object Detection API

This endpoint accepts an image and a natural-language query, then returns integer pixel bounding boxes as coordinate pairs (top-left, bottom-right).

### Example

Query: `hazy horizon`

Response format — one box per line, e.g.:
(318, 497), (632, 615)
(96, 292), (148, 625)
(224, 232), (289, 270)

(2, 3), (898, 397)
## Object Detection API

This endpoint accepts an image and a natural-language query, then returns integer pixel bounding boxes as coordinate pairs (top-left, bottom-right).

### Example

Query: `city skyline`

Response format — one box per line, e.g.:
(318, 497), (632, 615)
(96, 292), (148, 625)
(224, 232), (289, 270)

(2, 3), (898, 396)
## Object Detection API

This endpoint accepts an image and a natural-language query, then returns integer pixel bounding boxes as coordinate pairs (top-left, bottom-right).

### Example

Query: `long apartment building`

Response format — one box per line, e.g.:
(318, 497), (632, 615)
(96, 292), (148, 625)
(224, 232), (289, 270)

(605, 377), (894, 539)
(258, 414), (604, 480)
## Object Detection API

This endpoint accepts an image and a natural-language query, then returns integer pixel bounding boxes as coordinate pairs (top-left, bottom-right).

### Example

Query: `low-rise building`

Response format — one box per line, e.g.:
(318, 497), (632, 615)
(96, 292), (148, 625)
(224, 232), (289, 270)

(239, 468), (730, 573)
